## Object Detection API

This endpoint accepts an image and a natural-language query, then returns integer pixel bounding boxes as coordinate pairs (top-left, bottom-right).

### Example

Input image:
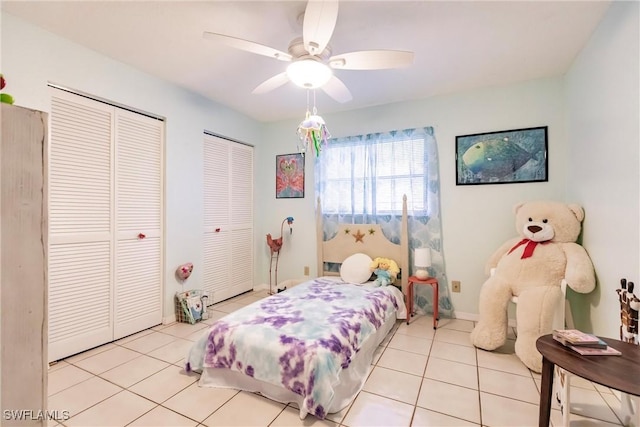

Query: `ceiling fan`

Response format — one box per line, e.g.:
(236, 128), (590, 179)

(203, 0), (414, 103)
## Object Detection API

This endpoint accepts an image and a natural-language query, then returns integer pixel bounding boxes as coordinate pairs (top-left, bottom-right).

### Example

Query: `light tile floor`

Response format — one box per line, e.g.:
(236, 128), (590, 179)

(48, 290), (628, 426)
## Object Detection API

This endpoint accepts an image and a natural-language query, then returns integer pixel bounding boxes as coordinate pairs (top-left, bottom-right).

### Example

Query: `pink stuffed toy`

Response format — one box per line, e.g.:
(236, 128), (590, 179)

(176, 262), (194, 281)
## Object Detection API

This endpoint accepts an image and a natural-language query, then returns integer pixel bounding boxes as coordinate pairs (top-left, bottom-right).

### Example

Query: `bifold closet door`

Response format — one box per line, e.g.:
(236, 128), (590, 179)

(229, 144), (254, 297)
(203, 134), (254, 303)
(113, 109), (163, 339)
(48, 93), (114, 362)
(48, 89), (163, 361)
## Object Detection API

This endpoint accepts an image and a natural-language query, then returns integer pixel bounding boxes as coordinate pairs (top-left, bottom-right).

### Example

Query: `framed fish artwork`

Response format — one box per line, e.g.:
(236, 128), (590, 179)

(456, 126), (548, 185)
(276, 153), (305, 198)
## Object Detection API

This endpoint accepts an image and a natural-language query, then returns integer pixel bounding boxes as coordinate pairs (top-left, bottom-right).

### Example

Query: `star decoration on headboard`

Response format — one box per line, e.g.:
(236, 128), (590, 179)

(368, 228), (376, 235)
(352, 229), (365, 243)
(344, 228), (351, 234)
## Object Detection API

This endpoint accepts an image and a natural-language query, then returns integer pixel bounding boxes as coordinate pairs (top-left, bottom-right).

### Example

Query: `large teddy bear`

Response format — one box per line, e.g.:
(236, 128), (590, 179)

(470, 201), (596, 372)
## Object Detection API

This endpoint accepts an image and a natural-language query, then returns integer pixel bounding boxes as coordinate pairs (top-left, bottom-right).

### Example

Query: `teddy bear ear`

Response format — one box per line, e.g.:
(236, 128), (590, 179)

(513, 202), (526, 214)
(567, 204), (585, 222)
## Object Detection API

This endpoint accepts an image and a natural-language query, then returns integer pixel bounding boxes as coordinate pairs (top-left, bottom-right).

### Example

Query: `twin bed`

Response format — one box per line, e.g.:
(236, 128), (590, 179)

(186, 197), (410, 419)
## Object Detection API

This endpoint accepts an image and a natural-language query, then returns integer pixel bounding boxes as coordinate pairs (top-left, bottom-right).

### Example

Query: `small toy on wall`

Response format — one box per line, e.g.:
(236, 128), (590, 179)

(617, 278), (640, 344)
(176, 262), (194, 282)
(0, 74), (15, 105)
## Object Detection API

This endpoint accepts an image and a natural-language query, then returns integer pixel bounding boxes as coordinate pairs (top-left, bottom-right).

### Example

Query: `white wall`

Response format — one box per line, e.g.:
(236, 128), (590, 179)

(564, 0), (639, 335)
(1, 12), (264, 319)
(258, 78), (569, 316)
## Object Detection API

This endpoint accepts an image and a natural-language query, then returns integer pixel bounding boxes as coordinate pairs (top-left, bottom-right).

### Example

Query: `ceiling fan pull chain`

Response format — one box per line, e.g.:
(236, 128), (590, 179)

(313, 90), (318, 115)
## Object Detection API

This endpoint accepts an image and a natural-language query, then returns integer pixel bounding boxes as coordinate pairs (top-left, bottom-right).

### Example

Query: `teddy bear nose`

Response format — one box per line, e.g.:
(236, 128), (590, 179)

(528, 225), (543, 233)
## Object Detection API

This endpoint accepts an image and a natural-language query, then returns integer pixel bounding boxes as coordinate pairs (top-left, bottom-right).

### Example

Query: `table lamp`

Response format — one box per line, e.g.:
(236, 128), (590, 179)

(414, 248), (431, 280)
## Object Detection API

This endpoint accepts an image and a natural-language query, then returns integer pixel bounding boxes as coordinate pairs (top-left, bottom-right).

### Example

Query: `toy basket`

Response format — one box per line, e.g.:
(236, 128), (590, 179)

(175, 289), (207, 324)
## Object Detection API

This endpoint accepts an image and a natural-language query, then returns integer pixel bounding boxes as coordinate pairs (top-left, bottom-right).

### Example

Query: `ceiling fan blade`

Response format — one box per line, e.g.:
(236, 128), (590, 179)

(303, 0), (339, 55)
(252, 72), (290, 95)
(329, 50), (414, 70)
(203, 32), (292, 61)
(321, 75), (352, 103)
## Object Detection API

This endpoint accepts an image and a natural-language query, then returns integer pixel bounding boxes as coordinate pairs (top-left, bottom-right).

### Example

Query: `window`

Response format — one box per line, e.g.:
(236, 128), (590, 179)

(316, 128), (435, 217)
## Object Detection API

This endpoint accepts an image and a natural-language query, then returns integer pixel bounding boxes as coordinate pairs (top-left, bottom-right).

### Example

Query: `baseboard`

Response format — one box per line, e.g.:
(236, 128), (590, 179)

(162, 314), (176, 325)
(451, 311), (517, 327)
(254, 280), (303, 293)
(254, 283), (269, 291)
(452, 311), (479, 322)
(278, 278), (305, 289)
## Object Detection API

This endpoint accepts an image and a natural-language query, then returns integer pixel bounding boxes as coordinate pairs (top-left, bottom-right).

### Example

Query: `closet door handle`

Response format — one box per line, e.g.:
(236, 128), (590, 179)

(137, 233), (146, 239)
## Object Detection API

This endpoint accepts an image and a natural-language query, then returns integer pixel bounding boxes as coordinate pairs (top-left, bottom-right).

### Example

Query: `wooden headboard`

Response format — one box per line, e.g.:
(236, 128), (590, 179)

(315, 195), (409, 294)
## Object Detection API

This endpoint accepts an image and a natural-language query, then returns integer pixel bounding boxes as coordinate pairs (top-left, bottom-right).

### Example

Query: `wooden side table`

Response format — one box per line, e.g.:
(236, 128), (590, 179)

(536, 334), (640, 427)
(407, 275), (439, 329)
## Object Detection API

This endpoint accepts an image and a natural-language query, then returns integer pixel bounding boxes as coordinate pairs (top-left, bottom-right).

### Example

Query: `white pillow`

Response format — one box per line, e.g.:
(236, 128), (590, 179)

(340, 253), (373, 284)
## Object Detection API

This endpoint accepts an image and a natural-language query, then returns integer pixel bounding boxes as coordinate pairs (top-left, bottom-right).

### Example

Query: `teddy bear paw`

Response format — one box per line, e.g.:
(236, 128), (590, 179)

(470, 324), (506, 350)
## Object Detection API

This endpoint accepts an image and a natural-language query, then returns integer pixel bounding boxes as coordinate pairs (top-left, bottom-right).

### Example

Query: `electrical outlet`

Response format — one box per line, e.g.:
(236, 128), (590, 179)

(452, 280), (461, 292)
(304, 266), (309, 276)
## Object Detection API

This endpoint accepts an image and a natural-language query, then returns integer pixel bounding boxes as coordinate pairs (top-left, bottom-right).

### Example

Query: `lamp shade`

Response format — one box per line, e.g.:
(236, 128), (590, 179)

(415, 248), (431, 267)
(414, 248), (431, 280)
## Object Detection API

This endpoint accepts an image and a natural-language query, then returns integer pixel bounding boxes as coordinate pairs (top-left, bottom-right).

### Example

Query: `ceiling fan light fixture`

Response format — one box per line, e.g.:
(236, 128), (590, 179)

(287, 59), (332, 89)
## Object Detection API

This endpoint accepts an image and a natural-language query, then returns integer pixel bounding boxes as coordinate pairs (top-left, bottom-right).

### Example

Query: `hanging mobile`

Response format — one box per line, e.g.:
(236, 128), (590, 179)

(296, 90), (330, 157)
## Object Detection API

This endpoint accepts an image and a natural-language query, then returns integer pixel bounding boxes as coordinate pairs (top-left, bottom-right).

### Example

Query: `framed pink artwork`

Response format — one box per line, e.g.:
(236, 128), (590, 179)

(276, 153), (305, 198)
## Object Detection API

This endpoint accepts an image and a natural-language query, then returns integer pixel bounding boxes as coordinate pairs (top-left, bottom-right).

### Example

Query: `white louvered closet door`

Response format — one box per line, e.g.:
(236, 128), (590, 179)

(203, 134), (253, 303)
(114, 109), (163, 339)
(229, 143), (254, 297)
(49, 92), (114, 362)
(49, 89), (163, 361)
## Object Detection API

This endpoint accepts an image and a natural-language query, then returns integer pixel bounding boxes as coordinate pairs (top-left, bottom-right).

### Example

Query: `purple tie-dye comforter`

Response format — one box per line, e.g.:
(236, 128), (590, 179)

(186, 278), (404, 419)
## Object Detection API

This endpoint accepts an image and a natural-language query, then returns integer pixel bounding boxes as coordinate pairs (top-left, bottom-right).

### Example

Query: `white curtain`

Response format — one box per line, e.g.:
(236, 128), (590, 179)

(315, 127), (452, 317)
